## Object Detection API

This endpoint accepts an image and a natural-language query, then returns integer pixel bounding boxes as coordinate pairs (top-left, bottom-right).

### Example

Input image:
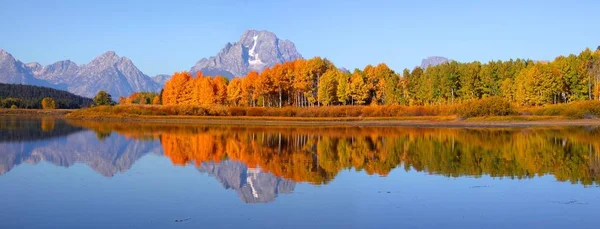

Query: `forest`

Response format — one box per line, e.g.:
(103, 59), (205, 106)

(160, 48), (600, 108)
(0, 83), (93, 109)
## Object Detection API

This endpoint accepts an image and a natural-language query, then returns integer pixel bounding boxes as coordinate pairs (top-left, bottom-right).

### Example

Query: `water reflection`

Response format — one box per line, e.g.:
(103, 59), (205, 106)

(0, 117), (84, 142)
(198, 160), (295, 203)
(72, 121), (600, 186)
(1, 119), (600, 204)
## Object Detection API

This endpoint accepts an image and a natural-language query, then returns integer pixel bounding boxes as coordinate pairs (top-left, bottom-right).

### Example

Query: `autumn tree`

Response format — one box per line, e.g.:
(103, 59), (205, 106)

(193, 74), (215, 105)
(152, 96), (161, 105)
(41, 97), (56, 109)
(349, 70), (369, 105)
(227, 78), (243, 106)
(292, 60), (311, 107)
(162, 72), (192, 105)
(336, 71), (351, 105)
(271, 62), (293, 107)
(94, 91), (114, 106)
(255, 68), (275, 107)
(317, 69), (340, 106)
(213, 76), (228, 105)
(373, 63), (400, 105)
(242, 71), (259, 106)
(406, 67), (424, 105)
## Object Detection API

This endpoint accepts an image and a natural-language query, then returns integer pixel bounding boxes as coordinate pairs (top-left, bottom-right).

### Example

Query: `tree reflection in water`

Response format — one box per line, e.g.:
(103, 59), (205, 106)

(74, 122), (600, 186)
(2, 119), (599, 203)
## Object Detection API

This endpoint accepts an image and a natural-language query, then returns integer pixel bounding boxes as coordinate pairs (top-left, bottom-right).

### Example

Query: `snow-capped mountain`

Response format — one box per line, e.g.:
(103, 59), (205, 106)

(190, 29), (303, 78)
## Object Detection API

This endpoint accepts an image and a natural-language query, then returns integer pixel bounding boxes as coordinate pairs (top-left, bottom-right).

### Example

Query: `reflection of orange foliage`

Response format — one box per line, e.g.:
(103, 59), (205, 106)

(163, 133), (224, 165)
(68, 121), (600, 185)
(157, 126), (600, 185)
(40, 118), (55, 132)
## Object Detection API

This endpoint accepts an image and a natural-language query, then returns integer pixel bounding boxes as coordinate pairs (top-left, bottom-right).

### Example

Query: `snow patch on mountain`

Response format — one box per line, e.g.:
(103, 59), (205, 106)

(248, 34), (264, 66)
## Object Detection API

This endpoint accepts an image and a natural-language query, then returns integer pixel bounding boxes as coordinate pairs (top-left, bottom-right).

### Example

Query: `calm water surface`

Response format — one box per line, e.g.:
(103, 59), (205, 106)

(1, 118), (599, 228)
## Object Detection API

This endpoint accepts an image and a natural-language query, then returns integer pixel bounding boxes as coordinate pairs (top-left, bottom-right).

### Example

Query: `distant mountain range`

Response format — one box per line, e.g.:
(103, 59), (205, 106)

(0, 30), (303, 98)
(0, 49), (60, 89)
(0, 49), (161, 98)
(1, 29), (451, 98)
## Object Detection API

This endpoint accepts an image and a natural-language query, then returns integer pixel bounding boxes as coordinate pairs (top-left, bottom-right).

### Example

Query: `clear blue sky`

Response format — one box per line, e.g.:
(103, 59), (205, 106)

(1, 0), (598, 76)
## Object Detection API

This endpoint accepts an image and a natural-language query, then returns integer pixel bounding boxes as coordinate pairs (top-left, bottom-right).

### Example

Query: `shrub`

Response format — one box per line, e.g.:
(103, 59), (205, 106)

(456, 97), (514, 117)
(228, 107), (246, 116)
(246, 107), (267, 116)
(562, 101), (600, 118)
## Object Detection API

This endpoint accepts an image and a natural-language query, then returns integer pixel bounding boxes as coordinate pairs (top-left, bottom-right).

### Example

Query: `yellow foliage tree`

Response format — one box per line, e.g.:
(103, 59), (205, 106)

(41, 97), (56, 109)
(227, 78), (243, 106)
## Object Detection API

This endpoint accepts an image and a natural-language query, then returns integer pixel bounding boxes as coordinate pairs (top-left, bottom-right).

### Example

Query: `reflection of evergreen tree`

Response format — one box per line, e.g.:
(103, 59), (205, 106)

(0, 118), (85, 142)
(69, 122), (600, 186)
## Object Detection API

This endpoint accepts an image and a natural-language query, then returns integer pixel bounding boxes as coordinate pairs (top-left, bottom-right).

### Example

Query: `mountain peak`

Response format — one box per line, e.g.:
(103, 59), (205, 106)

(56, 59), (76, 65)
(71, 51), (160, 98)
(102, 51), (117, 57)
(241, 29), (277, 38)
(118, 56), (133, 64)
(88, 51), (125, 67)
(25, 62), (43, 73)
(0, 49), (14, 61)
(190, 29), (302, 78)
(420, 56), (450, 69)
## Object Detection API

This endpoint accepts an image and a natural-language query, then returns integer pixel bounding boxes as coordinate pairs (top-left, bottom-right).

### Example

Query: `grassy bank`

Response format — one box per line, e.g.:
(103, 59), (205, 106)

(1, 98), (595, 126)
(66, 97), (514, 118)
(0, 108), (73, 117)
(66, 99), (600, 119)
(63, 113), (600, 127)
(60, 102), (600, 127)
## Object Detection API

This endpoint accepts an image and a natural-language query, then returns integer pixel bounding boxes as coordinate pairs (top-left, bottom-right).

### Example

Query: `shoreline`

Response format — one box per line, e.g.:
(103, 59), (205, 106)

(3, 108), (600, 127)
(0, 108), (73, 117)
(65, 115), (600, 127)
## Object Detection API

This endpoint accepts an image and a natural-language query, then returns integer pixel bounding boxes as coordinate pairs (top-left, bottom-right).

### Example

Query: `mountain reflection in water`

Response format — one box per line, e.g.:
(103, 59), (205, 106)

(1, 118), (600, 204)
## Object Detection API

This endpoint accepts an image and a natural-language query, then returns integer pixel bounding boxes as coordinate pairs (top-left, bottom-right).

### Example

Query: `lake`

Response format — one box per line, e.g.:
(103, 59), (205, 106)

(1, 117), (599, 228)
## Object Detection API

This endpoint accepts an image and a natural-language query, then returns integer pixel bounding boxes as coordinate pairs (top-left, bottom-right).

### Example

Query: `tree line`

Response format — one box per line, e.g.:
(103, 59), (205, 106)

(159, 48), (600, 107)
(0, 83), (93, 109)
(118, 92), (160, 105)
